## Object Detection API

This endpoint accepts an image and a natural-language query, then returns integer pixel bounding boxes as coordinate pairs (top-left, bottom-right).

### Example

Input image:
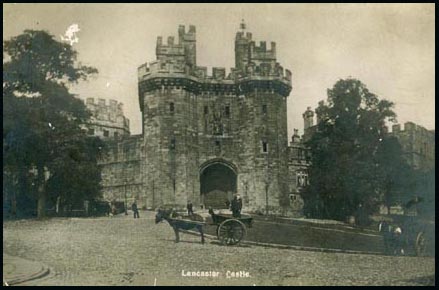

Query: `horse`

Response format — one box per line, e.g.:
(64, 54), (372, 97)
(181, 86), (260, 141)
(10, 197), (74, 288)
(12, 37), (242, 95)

(155, 208), (205, 244)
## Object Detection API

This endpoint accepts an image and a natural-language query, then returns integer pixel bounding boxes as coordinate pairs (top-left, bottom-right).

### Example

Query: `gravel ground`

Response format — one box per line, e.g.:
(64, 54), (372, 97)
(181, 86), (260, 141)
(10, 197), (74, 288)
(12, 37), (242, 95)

(3, 211), (435, 286)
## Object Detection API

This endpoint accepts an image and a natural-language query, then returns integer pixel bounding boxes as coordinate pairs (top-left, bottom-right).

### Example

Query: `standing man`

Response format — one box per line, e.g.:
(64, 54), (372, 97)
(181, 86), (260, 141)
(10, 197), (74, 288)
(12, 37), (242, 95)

(132, 200), (140, 219)
(231, 194), (242, 218)
(187, 200), (194, 216)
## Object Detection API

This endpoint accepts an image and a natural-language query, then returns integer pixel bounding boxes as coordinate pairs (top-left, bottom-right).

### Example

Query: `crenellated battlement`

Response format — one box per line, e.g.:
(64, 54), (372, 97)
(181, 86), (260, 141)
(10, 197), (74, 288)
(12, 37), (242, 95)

(391, 122), (435, 137)
(156, 36), (185, 59)
(85, 97), (124, 112)
(82, 97), (130, 131)
(249, 41), (276, 61)
(235, 31), (253, 41)
(138, 60), (291, 85)
(155, 25), (197, 68)
(138, 23), (292, 100)
(178, 24), (196, 42)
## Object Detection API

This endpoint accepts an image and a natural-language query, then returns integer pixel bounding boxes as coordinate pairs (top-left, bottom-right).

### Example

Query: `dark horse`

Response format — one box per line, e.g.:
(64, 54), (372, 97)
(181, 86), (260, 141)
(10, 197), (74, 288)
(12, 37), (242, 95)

(155, 209), (205, 244)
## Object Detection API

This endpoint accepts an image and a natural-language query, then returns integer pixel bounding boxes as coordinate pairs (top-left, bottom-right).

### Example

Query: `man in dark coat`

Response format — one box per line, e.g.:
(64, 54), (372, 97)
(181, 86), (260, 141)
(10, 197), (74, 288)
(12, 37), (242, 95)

(132, 201), (140, 219)
(187, 200), (194, 216)
(231, 194), (242, 218)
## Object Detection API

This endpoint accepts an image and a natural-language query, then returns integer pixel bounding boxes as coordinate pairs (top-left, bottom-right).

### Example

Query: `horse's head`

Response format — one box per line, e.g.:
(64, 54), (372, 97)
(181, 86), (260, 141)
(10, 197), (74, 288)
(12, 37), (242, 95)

(155, 209), (168, 224)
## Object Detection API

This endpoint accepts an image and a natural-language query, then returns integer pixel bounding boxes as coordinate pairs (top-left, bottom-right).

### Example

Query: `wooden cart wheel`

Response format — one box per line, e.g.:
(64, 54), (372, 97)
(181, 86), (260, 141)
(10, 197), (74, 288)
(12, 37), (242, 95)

(415, 231), (427, 256)
(218, 219), (246, 246)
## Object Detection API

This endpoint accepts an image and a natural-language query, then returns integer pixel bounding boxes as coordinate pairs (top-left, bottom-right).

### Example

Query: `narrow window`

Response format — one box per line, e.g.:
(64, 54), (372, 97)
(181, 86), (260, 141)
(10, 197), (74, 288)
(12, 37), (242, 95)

(262, 104), (267, 115)
(88, 128), (95, 135)
(204, 105), (209, 115)
(103, 130), (109, 137)
(297, 171), (309, 187)
(262, 141), (268, 153)
(215, 140), (220, 147)
(170, 138), (176, 150)
(169, 102), (174, 113)
(225, 106), (230, 118)
(114, 132), (119, 138)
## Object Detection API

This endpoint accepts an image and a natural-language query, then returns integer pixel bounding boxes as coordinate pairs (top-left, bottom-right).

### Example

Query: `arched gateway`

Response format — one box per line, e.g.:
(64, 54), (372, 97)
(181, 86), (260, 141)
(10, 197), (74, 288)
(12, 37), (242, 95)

(200, 160), (237, 209)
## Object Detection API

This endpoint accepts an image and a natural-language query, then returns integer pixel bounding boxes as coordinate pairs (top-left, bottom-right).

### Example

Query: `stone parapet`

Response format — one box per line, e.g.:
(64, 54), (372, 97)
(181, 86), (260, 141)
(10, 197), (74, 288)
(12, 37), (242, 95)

(82, 97), (130, 137)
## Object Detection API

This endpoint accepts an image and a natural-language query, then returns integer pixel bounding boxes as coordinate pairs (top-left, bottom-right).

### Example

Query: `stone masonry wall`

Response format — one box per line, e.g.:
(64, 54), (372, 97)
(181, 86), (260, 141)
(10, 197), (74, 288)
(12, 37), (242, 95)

(99, 135), (145, 208)
(389, 122), (435, 171)
(82, 97), (130, 139)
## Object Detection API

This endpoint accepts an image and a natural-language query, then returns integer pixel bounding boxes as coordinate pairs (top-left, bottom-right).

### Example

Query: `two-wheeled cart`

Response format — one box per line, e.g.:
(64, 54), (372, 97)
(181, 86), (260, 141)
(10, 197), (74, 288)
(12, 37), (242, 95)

(208, 209), (253, 246)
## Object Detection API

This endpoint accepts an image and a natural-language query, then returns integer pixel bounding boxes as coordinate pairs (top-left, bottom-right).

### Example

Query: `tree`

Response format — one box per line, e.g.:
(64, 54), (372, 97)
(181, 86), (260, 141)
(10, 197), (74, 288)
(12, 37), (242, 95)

(374, 136), (412, 213)
(3, 30), (100, 218)
(305, 78), (399, 220)
(46, 134), (106, 212)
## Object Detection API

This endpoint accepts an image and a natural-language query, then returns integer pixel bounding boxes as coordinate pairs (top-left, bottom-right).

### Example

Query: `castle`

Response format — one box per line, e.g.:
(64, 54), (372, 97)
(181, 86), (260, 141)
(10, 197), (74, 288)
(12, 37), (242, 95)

(96, 23), (310, 216)
(91, 24), (434, 216)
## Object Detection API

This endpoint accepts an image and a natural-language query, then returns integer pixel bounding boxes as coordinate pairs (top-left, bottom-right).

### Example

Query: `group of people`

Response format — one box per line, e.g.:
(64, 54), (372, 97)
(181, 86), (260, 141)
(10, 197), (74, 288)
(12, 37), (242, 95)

(119, 193), (243, 219)
(187, 194), (243, 217)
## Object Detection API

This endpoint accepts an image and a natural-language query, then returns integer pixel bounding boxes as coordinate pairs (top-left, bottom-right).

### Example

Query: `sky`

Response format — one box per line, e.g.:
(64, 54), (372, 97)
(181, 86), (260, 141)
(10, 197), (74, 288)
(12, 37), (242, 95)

(3, 3), (435, 135)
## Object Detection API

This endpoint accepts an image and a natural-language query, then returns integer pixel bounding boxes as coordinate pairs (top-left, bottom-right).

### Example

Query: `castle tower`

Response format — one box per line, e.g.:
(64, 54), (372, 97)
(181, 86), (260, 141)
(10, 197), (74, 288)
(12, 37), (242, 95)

(137, 24), (292, 213)
(303, 106), (314, 131)
(178, 25), (196, 68)
(235, 25), (291, 213)
(235, 20), (252, 72)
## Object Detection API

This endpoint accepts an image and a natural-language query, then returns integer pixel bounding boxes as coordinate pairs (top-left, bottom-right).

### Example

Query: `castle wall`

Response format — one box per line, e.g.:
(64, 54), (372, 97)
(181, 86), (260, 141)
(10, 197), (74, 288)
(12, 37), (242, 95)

(82, 98), (130, 139)
(99, 135), (145, 207)
(390, 122), (435, 171)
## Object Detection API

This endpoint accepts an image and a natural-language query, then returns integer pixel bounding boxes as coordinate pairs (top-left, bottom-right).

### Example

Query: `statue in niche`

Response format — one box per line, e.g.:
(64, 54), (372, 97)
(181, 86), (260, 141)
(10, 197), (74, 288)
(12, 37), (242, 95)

(211, 109), (223, 135)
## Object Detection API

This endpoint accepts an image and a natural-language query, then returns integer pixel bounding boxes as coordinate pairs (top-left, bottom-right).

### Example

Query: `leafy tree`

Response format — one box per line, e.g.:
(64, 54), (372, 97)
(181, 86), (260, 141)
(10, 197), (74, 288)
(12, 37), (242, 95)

(3, 30), (102, 218)
(46, 134), (106, 212)
(305, 78), (402, 220)
(374, 136), (413, 213)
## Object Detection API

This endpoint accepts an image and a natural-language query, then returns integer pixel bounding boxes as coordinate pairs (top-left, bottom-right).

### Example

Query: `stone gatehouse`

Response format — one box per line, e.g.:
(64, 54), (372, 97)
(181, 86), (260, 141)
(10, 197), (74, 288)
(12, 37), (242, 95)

(98, 24), (310, 216)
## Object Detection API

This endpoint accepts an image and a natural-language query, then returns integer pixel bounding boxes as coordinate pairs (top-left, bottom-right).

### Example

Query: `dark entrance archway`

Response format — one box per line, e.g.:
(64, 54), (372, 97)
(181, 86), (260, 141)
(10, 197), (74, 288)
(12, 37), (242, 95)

(200, 161), (237, 209)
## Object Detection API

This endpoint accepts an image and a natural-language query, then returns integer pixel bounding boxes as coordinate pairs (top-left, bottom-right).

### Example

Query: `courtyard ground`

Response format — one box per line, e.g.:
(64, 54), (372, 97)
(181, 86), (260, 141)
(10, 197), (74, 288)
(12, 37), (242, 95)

(3, 210), (435, 286)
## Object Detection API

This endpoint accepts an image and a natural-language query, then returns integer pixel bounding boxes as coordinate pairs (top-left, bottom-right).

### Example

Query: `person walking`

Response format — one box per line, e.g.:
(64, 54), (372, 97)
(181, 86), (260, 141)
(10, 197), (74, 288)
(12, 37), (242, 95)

(132, 201), (140, 219)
